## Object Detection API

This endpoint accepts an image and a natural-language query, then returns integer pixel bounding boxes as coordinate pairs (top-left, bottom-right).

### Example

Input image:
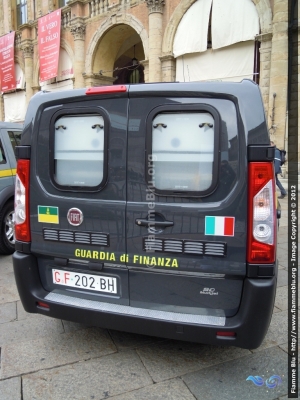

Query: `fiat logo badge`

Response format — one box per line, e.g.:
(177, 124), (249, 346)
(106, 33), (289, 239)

(67, 208), (83, 226)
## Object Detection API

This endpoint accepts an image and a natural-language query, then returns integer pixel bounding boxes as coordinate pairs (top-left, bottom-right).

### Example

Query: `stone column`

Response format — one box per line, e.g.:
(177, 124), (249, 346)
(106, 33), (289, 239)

(146, 0), (165, 82)
(32, 85), (41, 95)
(256, 32), (272, 117)
(267, 0), (289, 150)
(160, 53), (176, 82)
(21, 41), (34, 106)
(70, 19), (86, 89)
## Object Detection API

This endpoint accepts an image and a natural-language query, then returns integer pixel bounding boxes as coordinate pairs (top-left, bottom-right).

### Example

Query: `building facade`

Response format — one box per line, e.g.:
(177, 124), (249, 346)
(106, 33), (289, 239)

(0, 0), (298, 173)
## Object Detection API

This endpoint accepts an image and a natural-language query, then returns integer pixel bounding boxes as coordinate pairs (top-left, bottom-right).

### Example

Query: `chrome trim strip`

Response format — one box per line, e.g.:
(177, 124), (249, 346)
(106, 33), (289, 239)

(45, 292), (226, 326)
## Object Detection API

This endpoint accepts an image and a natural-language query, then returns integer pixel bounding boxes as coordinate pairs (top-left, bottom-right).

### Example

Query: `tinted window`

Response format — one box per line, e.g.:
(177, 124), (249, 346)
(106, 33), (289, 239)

(147, 106), (220, 196)
(8, 131), (22, 155)
(54, 114), (105, 188)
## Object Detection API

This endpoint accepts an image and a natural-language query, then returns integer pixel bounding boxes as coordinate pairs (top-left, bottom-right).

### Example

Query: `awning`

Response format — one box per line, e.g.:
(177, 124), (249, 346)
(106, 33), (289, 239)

(3, 91), (26, 122)
(173, 0), (259, 58)
(212, 0), (259, 49)
(175, 40), (255, 82)
(173, 0), (212, 58)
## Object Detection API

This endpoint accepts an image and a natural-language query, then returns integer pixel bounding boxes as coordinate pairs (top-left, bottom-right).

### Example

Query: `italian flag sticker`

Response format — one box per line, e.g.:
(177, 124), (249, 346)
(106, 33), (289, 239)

(205, 216), (235, 236)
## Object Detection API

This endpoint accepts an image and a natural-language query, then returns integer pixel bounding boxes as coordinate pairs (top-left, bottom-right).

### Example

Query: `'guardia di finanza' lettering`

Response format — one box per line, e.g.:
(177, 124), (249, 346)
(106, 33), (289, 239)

(74, 249), (178, 268)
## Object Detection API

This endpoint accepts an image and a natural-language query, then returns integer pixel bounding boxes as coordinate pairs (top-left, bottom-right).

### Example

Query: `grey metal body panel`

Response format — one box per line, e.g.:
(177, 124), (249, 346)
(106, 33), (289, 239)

(13, 251), (277, 349)
(0, 185), (15, 207)
(13, 81), (276, 348)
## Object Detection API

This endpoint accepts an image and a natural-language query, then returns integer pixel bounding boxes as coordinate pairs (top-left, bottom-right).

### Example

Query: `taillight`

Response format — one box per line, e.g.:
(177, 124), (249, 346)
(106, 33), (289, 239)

(15, 159), (31, 242)
(247, 162), (276, 263)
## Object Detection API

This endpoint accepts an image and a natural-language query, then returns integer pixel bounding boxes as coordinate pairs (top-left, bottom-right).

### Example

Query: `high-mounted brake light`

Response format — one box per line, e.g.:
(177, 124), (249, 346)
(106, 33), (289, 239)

(15, 159), (31, 242)
(247, 162), (276, 263)
(86, 85), (127, 95)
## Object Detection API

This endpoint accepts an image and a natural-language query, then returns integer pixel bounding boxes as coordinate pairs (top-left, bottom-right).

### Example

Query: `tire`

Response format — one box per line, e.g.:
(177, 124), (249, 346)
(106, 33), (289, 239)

(0, 200), (15, 255)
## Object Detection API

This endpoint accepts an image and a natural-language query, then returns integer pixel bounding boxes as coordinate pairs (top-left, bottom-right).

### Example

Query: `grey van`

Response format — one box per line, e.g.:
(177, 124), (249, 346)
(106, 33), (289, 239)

(0, 122), (22, 254)
(13, 81), (278, 349)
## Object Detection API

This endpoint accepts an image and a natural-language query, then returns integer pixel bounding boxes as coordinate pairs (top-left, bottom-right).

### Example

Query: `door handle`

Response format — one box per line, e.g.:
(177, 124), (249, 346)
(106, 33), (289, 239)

(135, 219), (174, 228)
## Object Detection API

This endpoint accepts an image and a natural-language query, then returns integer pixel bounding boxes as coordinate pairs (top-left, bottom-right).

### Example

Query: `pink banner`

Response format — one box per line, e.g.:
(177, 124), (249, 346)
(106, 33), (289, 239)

(38, 9), (61, 82)
(0, 32), (16, 92)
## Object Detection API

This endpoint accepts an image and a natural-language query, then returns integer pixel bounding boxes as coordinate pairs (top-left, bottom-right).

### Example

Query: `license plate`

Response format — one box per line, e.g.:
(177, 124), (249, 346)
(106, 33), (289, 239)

(52, 269), (117, 294)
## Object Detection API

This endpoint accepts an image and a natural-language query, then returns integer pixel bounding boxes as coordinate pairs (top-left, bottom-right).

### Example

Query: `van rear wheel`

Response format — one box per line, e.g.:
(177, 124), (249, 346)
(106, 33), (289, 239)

(0, 200), (15, 255)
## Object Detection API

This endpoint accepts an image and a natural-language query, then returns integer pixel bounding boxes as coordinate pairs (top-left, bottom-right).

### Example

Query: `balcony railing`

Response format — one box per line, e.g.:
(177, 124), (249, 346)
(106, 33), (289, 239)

(89, 0), (141, 18)
(62, 7), (72, 28)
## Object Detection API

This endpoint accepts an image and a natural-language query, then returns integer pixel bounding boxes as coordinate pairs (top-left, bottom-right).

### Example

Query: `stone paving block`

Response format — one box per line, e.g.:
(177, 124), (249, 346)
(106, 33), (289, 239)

(277, 269), (288, 288)
(0, 256), (14, 273)
(278, 251), (300, 269)
(22, 350), (153, 400)
(252, 310), (288, 352)
(183, 347), (287, 400)
(109, 378), (195, 400)
(277, 242), (288, 252)
(0, 282), (20, 304)
(136, 340), (250, 383)
(109, 329), (167, 350)
(61, 319), (91, 333)
(16, 300), (29, 320)
(277, 227), (288, 243)
(0, 377), (21, 400)
(0, 271), (17, 286)
(272, 306), (281, 313)
(274, 286), (288, 311)
(279, 342), (300, 357)
(0, 314), (64, 347)
(0, 302), (16, 324)
(1, 327), (116, 379)
(277, 219), (288, 229)
(0, 277), (17, 293)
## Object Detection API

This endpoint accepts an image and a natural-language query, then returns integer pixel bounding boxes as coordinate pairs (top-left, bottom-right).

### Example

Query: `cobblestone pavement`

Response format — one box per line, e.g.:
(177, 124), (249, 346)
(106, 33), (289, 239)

(0, 193), (298, 400)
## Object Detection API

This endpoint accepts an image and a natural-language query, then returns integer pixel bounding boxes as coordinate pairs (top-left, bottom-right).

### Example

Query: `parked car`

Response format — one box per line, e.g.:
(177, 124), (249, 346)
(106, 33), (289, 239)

(13, 81), (279, 349)
(0, 122), (22, 254)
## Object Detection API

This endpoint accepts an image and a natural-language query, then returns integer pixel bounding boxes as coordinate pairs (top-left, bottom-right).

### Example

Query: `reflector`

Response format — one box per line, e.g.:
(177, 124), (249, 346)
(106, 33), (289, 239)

(216, 331), (236, 337)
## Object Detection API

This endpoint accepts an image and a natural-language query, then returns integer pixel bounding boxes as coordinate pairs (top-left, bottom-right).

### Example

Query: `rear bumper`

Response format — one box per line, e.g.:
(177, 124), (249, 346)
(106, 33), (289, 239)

(13, 251), (277, 349)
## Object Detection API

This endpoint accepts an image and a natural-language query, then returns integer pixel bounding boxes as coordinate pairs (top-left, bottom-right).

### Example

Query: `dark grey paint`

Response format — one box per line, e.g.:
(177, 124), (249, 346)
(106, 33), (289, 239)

(12, 81), (276, 349)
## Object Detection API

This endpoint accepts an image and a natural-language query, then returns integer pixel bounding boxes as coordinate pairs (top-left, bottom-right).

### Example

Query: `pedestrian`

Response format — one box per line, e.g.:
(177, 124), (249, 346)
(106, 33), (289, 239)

(271, 141), (287, 199)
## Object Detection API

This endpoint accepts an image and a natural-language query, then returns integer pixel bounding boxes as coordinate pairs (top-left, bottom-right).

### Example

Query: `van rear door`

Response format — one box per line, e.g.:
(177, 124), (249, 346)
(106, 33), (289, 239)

(29, 92), (129, 305)
(126, 86), (247, 318)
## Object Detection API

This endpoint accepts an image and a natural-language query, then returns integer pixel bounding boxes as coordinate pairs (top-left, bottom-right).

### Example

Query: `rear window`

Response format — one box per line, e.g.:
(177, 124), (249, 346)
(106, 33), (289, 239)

(53, 114), (106, 189)
(146, 105), (220, 196)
